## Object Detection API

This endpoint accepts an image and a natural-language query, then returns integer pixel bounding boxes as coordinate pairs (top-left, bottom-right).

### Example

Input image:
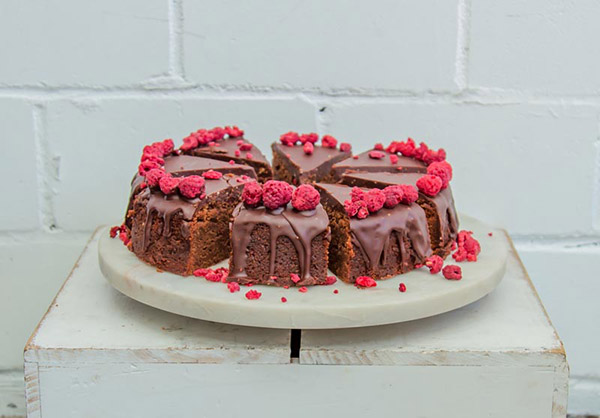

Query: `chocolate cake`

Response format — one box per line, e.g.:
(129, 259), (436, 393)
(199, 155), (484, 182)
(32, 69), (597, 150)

(271, 134), (352, 184)
(116, 131), (464, 289)
(341, 171), (459, 256)
(329, 147), (427, 182)
(227, 182), (330, 287)
(180, 127), (272, 182)
(125, 154), (257, 230)
(127, 173), (249, 275)
(316, 183), (432, 283)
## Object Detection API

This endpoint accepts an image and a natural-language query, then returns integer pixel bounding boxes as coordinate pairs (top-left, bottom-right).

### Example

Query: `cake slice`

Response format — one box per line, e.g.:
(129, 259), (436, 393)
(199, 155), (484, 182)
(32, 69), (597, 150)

(341, 172), (459, 257)
(329, 147), (427, 181)
(228, 181), (330, 287)
(126, 154), (257, 230)
(127, 173), (250, 276)
(315, 183), (431, 283)
(271, 137), (352, 184)
(180, 127), (272, 182)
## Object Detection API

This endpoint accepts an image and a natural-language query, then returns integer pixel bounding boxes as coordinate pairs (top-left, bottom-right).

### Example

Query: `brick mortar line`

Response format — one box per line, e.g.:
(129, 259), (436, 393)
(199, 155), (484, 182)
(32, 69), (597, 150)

(2, 87), (600, 107)
(32, 104), (57, 232)
(168, 0), (185, 79)
(454, 0), (472, 90)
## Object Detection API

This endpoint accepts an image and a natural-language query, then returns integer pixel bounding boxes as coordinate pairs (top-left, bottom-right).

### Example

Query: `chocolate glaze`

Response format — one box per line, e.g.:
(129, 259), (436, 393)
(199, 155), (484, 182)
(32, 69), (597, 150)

(271, 142), (352, 184)
(135, 175), (241, 252)
(229, 203), (330, 283)
(125, 155), (256, 228)
(186, 136), (273, 181)
(316, 183), (431, 274)
(340, 171), (459, 253)
(330, 149), (427, 181)
(163, 155), (257, 178)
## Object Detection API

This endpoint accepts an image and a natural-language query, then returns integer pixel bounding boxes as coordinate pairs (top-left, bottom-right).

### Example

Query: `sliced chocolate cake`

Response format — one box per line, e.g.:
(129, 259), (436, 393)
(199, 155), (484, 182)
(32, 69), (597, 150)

(126, 154), (257, 230)
(272, 133), (352, 184)
(180, 127), (272, 182)
(316, 183), (431, 283)
(228, 182), (330, 287)
(127, 173), (250, 276)
(341, 171), (459, 257)
(329, 147), (427, 182)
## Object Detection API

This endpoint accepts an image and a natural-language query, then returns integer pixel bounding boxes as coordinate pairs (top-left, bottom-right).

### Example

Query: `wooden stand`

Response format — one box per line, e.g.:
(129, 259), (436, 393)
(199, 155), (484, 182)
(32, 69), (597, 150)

(25, 230), (568, 418)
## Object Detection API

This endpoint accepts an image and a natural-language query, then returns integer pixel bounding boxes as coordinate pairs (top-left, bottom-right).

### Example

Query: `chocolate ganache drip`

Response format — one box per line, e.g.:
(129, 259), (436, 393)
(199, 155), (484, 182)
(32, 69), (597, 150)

(229, 203), (329, 281)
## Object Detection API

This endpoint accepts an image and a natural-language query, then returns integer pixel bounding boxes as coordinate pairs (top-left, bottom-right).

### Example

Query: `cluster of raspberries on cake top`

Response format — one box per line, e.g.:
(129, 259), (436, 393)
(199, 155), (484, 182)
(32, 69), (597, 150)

(116, 126), (482, 300)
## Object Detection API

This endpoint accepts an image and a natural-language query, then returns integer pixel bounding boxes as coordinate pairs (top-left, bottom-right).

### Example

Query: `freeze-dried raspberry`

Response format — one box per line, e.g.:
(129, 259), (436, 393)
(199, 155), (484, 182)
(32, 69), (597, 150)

(344, 200), (359, 217)
(389, 154), (399, 164)
(245, 152), (253, 160)
(207, 141), (216, 147)
(399, 184), (419, 204)
(159, 175), (180, 195)
(239, 143), (253, 151)
(442, 265), (462, 280)
(425, 255), (443, 274)
(142, 144), (162, 157)
(366, 189), (385, 213)
(193, 268), (212, 277)
(225, 126), (244, 138)
(427, 161), (453, 189)
(303, 142), (314, 155)
(262, 180), (293, 210)
(355, 276), (377, 288)
(292, 184), (320, 211)
(340, 142), (352, 152)
(325, 276), (337, 285)
(145, 168), (167, 187)
(119, 231), (130, 246)
(180, 135), (199, 151)
(202, 170), (223, 180)
(374, 143), (384, 151)
(138, 160), (161, 175)
(236, 140), (244, 146)
(290, 273), (301, 284)
(234, 149), (241, 157)
(242, 181), (263, 207)
(352, 155), (359, 159)
(227, 282), (240, 293)
(399, 283), (407, 292)
(178, 175), (205, 199)
(280, 131), (300, 146)
(109, 225), (120, 238)
(383, 185), (404, 208)
(416, 174), (442, 197)
(228, 160), (235, 165)
(298, 286), (308, 293)
(159, 139), (174, 155)
(141, 152), (164, 165)
(205, 272), (222, 282)
(368, 150), (385, 159)
(215, 267), (229, 282)
(299, 133), (319, 144)
(385, 141), (400, 154)
(421, 147), (446, 165)
(333, 289), (339, 294)
(396, 138), (417, 157)
(140, 182), (147, 189)
(245, 289), (262, 300)
(344, 199), (368, 218)
(281, 297), (287, 303)
(321, 135), (338, 149)
(210, 127), (226, 140)
(452, 230), (481, 262)
(351, 187), (366, 202)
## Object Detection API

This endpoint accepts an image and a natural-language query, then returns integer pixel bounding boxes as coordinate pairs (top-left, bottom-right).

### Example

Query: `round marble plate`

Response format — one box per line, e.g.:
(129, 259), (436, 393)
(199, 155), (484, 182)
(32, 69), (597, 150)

(99, 215), (508, 329)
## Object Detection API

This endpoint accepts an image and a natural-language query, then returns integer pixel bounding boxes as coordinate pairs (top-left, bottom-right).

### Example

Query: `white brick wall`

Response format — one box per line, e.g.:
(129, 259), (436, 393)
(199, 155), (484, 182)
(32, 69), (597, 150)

(1, 1), (599, 415)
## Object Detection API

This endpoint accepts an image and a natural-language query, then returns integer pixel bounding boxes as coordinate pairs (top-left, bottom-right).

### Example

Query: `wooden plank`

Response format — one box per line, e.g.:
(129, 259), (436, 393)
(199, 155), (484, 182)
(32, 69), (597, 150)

(36, 363), (557, 418)
(25, 230), (291, 365)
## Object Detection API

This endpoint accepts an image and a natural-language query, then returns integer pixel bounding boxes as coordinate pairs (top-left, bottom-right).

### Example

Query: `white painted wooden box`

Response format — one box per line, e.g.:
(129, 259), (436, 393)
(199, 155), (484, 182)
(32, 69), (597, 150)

(24, 230), (568, 418)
